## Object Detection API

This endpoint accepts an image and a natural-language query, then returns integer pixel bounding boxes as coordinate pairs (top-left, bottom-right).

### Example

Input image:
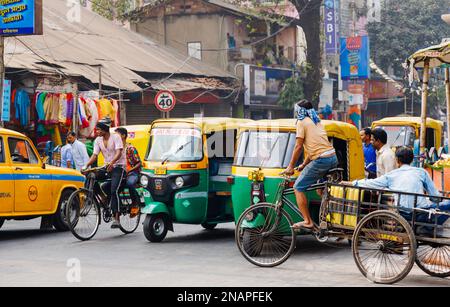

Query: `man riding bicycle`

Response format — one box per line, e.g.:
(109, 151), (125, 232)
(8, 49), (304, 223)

(83, 118), (126, 229)
(282, 99), (338, 230)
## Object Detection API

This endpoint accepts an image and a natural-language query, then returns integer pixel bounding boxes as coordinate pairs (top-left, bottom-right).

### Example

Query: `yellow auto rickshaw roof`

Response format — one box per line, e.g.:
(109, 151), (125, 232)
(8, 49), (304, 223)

(0, 128), (27, 138)
(239, 119), (361, 140)
(151, 117), (253, 134)
(372, 117), (443, 130)
(112, 125), (151, 133)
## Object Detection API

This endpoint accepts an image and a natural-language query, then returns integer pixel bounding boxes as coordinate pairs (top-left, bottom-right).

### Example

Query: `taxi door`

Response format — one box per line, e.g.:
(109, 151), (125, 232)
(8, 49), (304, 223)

(0, 136), (14, 214)
(7, 137), (53, 213)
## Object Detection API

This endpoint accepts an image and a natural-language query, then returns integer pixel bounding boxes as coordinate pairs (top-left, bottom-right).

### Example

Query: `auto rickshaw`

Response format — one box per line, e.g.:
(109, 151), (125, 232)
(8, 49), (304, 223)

(139, 117), (252, 242)
(371, 117), (443, 162)
(230, 119), (365, 229)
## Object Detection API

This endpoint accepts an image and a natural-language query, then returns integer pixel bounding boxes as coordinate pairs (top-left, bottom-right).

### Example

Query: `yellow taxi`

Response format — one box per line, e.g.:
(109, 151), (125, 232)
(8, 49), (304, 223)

(0, 128), (85, 231)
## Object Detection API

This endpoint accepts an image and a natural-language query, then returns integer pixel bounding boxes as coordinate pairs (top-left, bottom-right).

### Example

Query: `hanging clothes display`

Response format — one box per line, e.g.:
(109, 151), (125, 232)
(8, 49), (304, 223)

(80, 97), (99, 138)
(14, 89), (31, 127)
(78, 97), (90, 129)
(97, 98), (116, 125)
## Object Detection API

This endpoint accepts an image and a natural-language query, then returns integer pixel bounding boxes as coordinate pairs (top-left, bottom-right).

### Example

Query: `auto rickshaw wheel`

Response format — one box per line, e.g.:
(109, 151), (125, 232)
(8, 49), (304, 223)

(415, 243), (450, 278)
(53, 190), (73, 232)
(0, 218), (4, 229)
(352, 210), (416, 284)
(143, 214), (168, 242)
(201, 223), (217, 230)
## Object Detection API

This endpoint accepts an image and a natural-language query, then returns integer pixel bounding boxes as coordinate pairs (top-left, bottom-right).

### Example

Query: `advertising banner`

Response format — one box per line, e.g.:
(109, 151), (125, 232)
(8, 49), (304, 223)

(340, 36), (370, 80)
(324, 0), (339, 54)
(244, 65), (293, 106)
(0, 0), (42, 36)
(1, 79), (11, 122)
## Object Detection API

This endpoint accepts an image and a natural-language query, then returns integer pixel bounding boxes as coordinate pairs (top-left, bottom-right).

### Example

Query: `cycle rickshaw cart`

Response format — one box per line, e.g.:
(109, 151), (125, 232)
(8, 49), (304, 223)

(235, 173), (450, 284)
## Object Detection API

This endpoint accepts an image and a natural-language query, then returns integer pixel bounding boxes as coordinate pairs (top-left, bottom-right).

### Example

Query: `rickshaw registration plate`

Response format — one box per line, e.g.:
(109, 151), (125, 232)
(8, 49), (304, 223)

(155, 167), (167, 175)
(154, 179), (163, 190)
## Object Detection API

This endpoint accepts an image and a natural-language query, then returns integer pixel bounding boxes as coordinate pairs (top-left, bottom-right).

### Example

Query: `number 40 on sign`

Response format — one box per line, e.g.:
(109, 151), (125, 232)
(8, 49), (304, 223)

(155, 90), (176, 112)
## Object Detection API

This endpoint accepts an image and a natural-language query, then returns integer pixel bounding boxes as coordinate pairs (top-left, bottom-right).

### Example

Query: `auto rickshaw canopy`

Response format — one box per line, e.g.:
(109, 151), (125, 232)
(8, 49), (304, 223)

(151, 117), (253, 134)
(372, 117), (443, 131)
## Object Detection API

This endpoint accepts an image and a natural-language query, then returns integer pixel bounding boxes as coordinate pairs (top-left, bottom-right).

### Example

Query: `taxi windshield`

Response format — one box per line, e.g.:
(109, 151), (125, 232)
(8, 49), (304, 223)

(378, 125), (415, 147)
(234, 131), (297, 168)
(147, 127), (203, 162)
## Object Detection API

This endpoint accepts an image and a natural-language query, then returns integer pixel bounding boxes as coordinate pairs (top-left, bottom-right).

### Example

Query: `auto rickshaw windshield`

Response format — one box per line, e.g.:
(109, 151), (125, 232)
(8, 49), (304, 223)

(147, 127), (203, 162)
(377, 125), (416, 147)
(234, 130), (297, 168)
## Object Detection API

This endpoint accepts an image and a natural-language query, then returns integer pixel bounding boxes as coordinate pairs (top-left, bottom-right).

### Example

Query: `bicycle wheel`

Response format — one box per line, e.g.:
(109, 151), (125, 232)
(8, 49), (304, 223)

(119, 207), (142, 234)
(66, 189), (101, 241)
(352, 210), (416, 284)
(415, 243), (450, 278)
(235, 202), (296, 267)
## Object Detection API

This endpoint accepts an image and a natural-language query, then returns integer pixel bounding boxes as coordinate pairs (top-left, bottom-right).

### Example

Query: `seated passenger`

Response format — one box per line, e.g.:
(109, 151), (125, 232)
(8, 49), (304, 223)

(344, 147), (450, 228)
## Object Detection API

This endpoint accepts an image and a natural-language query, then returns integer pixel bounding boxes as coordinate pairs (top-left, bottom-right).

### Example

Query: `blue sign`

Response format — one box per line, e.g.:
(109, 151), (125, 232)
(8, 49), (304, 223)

(340, 36), (370, 80)
(0, 0), (36, 36)
(1, 80), (11, 122)
(324, 0), (338, 54)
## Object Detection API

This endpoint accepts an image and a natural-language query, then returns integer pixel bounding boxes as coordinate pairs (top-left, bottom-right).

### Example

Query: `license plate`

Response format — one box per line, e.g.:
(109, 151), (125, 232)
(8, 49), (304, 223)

(155, 179), (163, 190)
(155, 167), (167, 175)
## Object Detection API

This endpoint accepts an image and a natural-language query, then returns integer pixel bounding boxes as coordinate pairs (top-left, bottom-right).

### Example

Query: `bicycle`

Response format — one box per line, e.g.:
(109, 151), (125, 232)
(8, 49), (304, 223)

(66, 166), (142, 241)
(235, 168), (343, 267)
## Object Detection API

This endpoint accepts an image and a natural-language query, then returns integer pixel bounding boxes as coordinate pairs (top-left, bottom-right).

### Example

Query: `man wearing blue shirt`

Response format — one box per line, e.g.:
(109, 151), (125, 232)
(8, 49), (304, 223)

(61, 141), (74, 169)
(347, 147), (450, 228)
(360, 127), (377, 178)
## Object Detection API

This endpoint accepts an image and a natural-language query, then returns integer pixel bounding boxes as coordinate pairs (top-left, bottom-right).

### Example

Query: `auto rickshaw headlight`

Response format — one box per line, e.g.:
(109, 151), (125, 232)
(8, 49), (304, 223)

(140, 175), (149, 188)
(175, 176), (185, 188)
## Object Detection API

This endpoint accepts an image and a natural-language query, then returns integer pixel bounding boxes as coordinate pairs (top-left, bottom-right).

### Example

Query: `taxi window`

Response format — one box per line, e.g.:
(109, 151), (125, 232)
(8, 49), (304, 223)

(8, 138), (39, 164)
(0, 137), (4, 163)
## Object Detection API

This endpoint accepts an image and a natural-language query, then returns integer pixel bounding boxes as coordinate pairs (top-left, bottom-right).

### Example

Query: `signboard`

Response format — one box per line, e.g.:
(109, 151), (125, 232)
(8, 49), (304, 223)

(324, 0), (338, 54)
(244, 65), (293, 106)
(1, 79), (11, 122)
(0, 0), (43, 36)
(154, 90), (176, 112)
(340, 36), (370, 80)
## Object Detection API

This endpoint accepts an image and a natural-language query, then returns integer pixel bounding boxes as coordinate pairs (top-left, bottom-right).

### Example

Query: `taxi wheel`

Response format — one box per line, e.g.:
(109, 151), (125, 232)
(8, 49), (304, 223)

(143, 214), (168, 242)
(201, 223), (217, 230)
(0, 218), (4, 229)
(53, 190), (73, 232)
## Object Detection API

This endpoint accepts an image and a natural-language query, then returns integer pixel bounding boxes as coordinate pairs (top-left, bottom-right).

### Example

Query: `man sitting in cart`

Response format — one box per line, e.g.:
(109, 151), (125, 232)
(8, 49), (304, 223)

(282, 99), (338, 230)
(345, 146), (450, 227)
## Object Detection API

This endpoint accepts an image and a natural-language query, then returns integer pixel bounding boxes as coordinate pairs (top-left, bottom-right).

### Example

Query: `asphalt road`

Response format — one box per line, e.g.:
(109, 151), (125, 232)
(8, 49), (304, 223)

(0, 219), (449, 287)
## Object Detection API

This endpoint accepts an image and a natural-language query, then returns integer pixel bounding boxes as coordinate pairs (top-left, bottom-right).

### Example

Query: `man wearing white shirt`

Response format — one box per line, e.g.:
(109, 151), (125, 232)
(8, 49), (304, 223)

(371, 128), (397, 177)
(67, 132), (90, 171)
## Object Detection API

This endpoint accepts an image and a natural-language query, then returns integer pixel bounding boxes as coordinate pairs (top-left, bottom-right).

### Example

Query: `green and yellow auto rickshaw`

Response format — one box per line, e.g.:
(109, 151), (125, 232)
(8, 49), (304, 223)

(230, 118), (365, 229)
(372, 117), (443, 162)
(139, 117), (252, 242)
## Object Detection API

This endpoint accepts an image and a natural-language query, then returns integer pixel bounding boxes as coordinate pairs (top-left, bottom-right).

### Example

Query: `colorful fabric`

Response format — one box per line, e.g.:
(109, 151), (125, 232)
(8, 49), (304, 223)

(296, 106), (321, 125)
(65, 93), (74, 127)
(58, 93), (68, 124)
(97, 98), (115, 123)
(78, 98), (90, 128)
(125, 143), (142, 175)
(14, 89), (31, 127)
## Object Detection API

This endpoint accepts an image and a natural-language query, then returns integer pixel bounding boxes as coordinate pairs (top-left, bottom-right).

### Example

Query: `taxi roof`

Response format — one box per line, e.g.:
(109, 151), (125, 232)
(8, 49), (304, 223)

(0, 128), (27, 138)
(240, 119), (360, 138)
(372, 117), (443, 129)
(151, 117), (253, 133)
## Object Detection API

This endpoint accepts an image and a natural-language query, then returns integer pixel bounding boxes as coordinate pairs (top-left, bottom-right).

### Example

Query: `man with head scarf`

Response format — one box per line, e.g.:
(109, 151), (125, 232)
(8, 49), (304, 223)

(282, 99), (338, 229)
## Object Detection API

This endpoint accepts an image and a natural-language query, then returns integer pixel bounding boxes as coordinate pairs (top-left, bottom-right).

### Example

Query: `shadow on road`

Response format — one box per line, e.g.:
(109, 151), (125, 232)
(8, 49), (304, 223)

(0, 228), (59, 242)
(161, 228), (235, 244)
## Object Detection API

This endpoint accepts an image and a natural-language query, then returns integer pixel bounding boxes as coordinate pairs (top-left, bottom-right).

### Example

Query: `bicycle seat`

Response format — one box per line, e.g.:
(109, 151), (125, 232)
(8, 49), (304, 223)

(327, 168), (344, 175)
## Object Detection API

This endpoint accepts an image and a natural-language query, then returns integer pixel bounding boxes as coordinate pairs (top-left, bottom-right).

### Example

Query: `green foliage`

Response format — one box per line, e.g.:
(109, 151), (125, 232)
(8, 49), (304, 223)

(91, 0), (132, 22)
(367, 0), (450, 76)
(278, 76), (305, 109)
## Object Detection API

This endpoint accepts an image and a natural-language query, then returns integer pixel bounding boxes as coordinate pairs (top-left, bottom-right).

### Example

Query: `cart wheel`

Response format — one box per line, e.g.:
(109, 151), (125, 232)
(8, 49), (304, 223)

(415, 244), (450, 278)
(235, 202), (296, 267)
(143, 214), (168, 242)
(352, 210), (416, 284)
(201, 223), (217, 230)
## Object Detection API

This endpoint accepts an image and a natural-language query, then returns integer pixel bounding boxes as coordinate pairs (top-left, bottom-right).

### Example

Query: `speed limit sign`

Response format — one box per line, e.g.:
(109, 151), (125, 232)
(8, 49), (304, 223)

(154, 90), (176, 112)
